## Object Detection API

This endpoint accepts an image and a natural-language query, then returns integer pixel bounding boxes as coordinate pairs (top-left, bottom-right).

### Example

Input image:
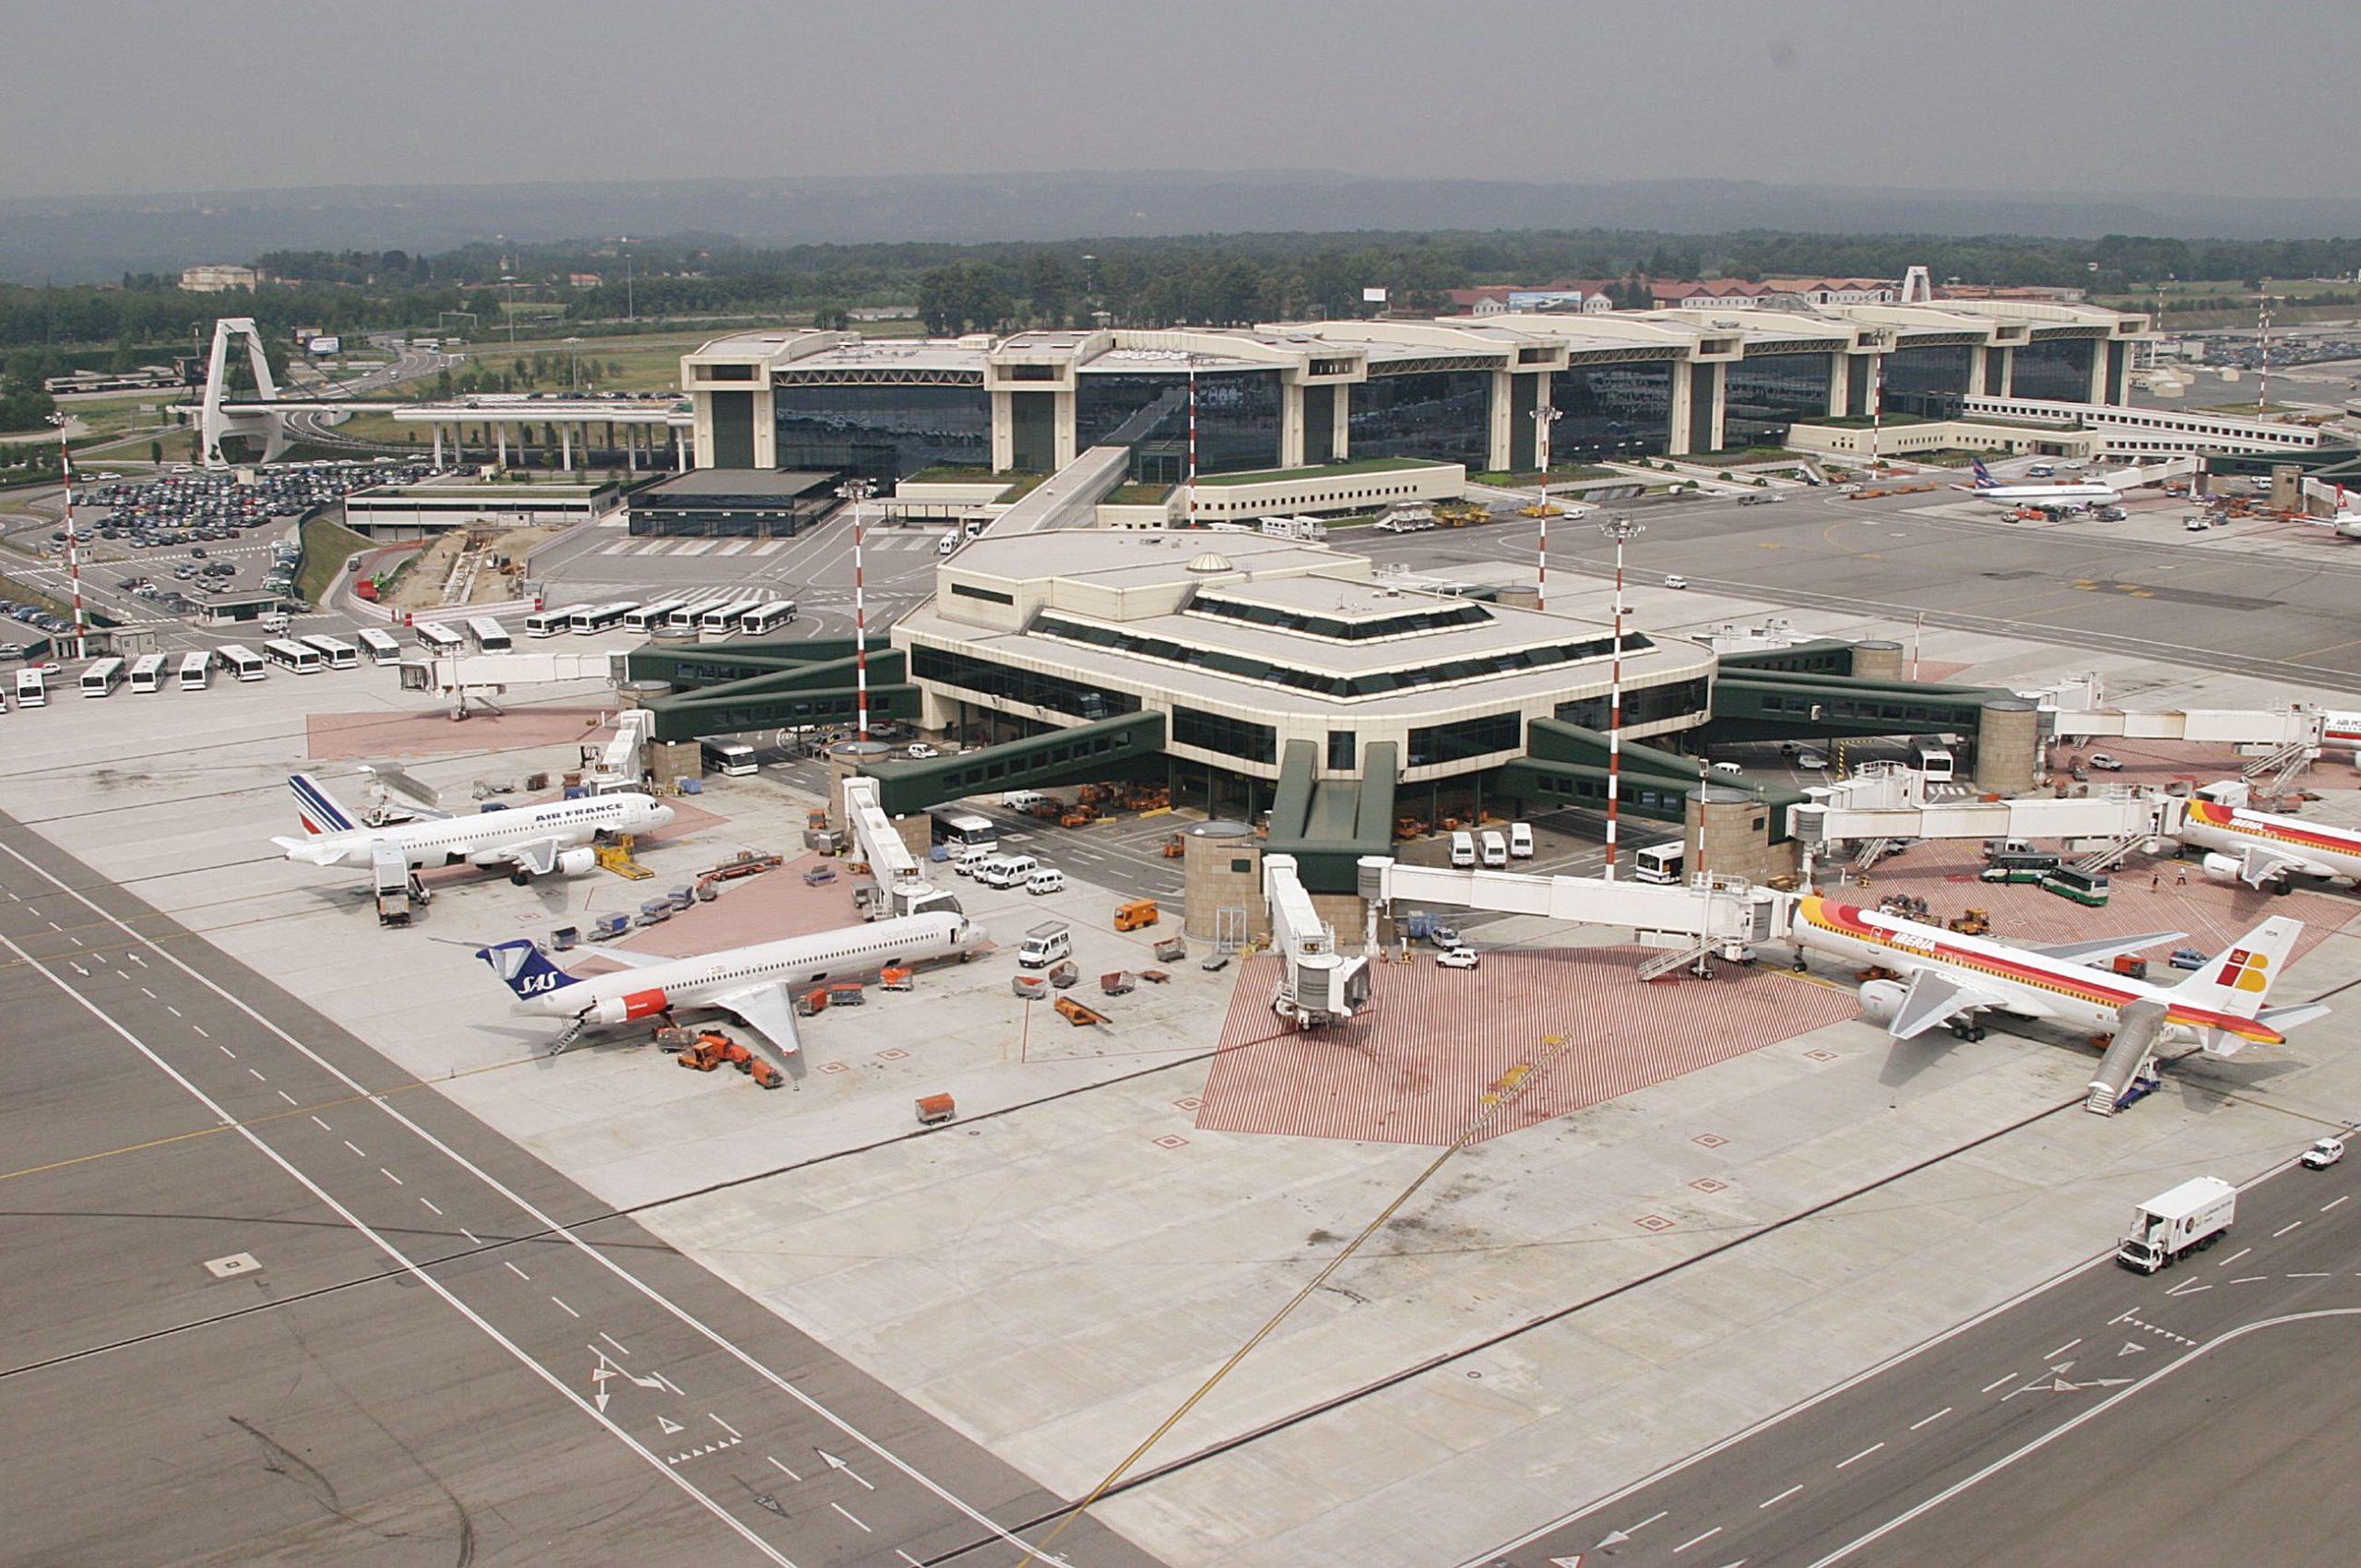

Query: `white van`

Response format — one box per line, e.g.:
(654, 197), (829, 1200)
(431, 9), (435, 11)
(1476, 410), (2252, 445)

(938, 531), (961, 555)
(1017, 921), (1071, 968)
(954, 846), (996, 877)
(1478, 829), (1508, 869)
(1710, 760), (1745, 776)
(1449, 830), (1477, 869)
(979, 853), (1038, 889)
(1025, 867), (1065, 897)
(1003, 790), (1050, 813)
(1508, 822), (1535, 860)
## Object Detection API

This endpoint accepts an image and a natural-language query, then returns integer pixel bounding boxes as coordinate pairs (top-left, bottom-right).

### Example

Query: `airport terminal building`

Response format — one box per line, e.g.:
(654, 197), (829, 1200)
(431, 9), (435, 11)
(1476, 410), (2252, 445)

(680, 299), (2154, 482)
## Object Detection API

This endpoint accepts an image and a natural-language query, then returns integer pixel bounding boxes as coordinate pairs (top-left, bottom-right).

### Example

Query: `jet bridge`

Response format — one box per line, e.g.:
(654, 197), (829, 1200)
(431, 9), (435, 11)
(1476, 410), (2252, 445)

(1788, 763), (2170, 849)
(840, 776), (958, 918)
(1263, 853), (1372, 1028)
(1357, 856), (1784, 963)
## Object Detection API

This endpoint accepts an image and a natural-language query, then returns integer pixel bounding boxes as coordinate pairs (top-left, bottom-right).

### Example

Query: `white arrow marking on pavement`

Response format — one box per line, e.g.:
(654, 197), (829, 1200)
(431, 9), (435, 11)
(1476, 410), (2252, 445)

(1595, 1529), (1631, 1549)
(1549, 1555), (1586, 1567)
(658, 1416), (685, 1434)
(2119, 1340), (2150, 1357)
(816, 1447), (876, 1491)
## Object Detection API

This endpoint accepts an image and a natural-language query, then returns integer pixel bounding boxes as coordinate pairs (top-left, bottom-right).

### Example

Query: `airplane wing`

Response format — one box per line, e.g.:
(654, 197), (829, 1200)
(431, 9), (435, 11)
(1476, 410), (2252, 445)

(2230, 843), (2329, 886)
(504, 836), (566, 876)
(1888, 968), (2018, 1040)
(709, 984), (801, 1063)
(2027, 931), (2186, 968)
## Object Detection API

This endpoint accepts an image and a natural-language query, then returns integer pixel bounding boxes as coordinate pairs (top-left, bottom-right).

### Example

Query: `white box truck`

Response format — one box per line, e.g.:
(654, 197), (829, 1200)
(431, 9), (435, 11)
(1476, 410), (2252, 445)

(2117, 1175), (2236, 1273)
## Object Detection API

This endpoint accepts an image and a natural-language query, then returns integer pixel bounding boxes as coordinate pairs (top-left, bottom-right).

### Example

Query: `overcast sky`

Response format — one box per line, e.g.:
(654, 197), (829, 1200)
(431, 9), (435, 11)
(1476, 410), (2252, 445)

(4, 0), (2350, 202)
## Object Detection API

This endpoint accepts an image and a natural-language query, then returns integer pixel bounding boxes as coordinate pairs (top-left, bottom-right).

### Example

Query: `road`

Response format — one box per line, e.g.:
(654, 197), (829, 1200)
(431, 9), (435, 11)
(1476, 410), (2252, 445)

(0, 805), (1157, 1568)
(1474, 1157), (2361, 1568)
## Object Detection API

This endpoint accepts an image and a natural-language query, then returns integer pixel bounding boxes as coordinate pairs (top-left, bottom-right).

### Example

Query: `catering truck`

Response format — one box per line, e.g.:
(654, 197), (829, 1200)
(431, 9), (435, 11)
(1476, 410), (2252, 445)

(2117, 1175), (2236, 1273)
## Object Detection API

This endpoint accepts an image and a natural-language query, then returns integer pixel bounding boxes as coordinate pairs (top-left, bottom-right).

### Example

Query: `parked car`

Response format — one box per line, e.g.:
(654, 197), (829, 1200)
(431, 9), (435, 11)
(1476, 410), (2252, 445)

(1434, 944), (1480, 969)
(906, 742), (939, 759)
(2087, 753), (2124, 771)
(1796, 752), (1829, 769)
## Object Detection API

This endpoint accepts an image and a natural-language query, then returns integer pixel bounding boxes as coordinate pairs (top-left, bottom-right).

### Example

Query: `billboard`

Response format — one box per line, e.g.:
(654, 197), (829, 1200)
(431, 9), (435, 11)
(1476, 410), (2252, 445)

(307, 335), (341, 356)
(1361, 287), (1388, 303)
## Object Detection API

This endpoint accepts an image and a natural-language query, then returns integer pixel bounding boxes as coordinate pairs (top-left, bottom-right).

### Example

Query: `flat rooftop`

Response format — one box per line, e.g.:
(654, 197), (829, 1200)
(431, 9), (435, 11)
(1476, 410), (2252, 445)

(634, 469), (837, 500)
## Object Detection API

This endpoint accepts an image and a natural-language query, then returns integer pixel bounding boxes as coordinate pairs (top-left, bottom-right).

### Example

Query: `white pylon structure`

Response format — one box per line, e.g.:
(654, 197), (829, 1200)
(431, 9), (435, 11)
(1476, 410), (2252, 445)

(196, 316), (290, 468)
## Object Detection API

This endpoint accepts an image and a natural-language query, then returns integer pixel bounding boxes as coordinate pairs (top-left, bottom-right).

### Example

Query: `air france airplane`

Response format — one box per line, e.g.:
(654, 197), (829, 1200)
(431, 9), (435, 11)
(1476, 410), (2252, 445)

(274, 772), (672, 885)
(478, 909), (984, 1057)
(1788, 895), (2325, 1054)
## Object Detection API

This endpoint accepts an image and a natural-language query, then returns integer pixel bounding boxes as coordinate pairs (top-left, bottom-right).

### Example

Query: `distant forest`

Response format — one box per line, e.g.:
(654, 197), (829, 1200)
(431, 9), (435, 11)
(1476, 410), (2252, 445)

(6, 227), (2361, 371)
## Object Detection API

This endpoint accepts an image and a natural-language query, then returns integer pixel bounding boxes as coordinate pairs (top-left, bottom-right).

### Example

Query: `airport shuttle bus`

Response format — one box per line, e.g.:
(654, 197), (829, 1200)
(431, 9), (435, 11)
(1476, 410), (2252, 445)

(302, 634), (360, 671)
(356, 627), (404, 666)
(700, 598), (762, 636)
(699, 737), (759, 777)
(623, 601), (684, 635)
(666, 599), (725, 632)
(263, 638), (324, 674)
(740, 600), (798, 636)
(176, 650), (213, 690)
(126, 653), (169, 694)
(569, 601), (635, 635)
(1632, 842), (1685, 885)
(523, 607), (573, 639)
(413, 620), (465, 655)
(1910, 734), (1957, 783)
(216, 644), (267, 682)
(465, 616), (513, 654)
(13, 667), (45, 707)
(78, 657), (126, 697)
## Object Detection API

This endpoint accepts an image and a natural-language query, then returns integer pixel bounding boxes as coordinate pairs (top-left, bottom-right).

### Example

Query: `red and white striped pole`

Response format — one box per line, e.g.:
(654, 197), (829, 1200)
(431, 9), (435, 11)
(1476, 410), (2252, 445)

(1600, 516), (1643, 878)
(46, 414), (88, 659)
(1531, 404), (1559, 610)
(838, 478), (874, 740)
(1185, 362), (1198, 526)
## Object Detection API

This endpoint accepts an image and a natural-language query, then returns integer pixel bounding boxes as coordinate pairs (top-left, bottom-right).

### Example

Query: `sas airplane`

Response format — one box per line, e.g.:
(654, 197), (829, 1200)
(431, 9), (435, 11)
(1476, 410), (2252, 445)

(275, 772), (672, 885)
(478, 908), (984, 1057)
(1963, 456), (2120, 511)
(1788, 895), (2325, 1054)
(2180, 789), (2361, 889)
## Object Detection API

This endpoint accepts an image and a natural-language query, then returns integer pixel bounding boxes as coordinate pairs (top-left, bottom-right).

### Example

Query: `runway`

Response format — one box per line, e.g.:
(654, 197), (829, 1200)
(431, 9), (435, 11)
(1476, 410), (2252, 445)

(0, 806), (1157, 1567)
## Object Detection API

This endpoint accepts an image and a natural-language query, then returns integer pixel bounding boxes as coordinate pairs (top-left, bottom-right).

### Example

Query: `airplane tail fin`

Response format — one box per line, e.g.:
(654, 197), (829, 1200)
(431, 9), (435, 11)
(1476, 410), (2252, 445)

(474, 938), (581, 999)
(1969, 457), (1998, 488)
(290, 773), (360, 836)
(2167, 915), (2306, 1051)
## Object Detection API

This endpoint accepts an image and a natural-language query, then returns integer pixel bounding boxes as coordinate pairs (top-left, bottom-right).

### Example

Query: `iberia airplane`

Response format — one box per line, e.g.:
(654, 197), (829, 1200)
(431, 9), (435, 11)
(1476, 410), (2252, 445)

(1788, 895), (2325, 1054)
(2181, 794), (2361, 889)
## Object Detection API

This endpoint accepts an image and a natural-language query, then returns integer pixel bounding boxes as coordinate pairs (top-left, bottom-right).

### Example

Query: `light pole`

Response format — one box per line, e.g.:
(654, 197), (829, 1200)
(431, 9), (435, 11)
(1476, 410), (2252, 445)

(836, 478), (876, 740)
(1530, 403), (1561, 610)
(1598, 515), (1644, 878)
(44, 413), (89, 659)
(565, 337), (581, 391)
(501, 275), (517, 345)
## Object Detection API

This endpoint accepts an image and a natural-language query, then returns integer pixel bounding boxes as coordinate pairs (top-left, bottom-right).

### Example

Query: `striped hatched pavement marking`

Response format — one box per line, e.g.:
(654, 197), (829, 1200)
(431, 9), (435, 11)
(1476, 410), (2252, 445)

(1195, 951), (1863, 1146)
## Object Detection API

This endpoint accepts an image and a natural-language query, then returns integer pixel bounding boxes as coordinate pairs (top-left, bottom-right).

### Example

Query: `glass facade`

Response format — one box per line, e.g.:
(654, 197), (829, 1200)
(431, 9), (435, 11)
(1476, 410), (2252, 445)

(1303, 384), (1336, 464)
(908, 644), (1141, 721)
(1883, 343), (1972, 399)
(1554, 676), (1711, 731)
(710, 390), (755, 469)
(1352, 370), (1492, 467)
(1172, 706), (1277, 766)
(772, 383), (989, 476)
(1689, 364), (1718, 454)
(1009, 392), (1056, 472)
(2011, 338), (2097, 402)
(1550, 362), (1671, 459)
(1406, 711), (1522, 768)
(1724, 352), (1833, 446)
(1077, 369), (1282, 480)
(1327, 729), (1356, 771)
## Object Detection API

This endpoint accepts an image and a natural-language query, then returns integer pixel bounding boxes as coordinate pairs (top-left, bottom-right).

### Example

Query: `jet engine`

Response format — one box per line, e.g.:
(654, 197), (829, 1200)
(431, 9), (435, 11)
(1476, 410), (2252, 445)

(589, 987), (670, 1026)
(556, 847), (597, 878)
(1857, 978), (1909, 1026)
(2201, 851), (2245, 885)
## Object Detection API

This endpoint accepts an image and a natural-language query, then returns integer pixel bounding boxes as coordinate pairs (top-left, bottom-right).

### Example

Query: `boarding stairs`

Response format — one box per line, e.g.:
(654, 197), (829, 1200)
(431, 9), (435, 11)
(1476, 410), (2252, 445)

(1637, 941), (1715, 982)
(2070, 831), (2152, 875)
(1852, 837), (1897, 874)
(2241, 736), (2315, 796)
(2084, 1000), (2168, 1115)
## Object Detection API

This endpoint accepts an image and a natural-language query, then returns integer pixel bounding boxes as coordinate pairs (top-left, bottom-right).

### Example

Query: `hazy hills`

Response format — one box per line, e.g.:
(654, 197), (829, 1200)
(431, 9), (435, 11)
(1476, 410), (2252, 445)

(6, 172), (2359, 283)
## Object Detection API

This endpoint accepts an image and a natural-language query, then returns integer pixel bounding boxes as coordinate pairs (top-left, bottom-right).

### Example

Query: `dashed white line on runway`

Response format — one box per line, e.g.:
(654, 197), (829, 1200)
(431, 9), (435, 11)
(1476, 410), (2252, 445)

(1837, 1443), (1884, 1469)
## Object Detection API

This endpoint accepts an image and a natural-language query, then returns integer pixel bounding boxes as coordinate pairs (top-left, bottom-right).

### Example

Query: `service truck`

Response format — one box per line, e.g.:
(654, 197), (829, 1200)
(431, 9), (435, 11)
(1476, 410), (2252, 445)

(372, 841), (430, 927)
(2117, 1175), (2236, 1273)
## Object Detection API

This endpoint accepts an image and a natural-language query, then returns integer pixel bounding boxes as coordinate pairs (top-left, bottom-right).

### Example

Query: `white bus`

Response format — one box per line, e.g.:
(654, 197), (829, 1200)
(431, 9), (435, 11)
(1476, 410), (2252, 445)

(739, 600), (798, 636)
(465, 616), (514, 654)
(414, 620), (465, 655)
(301, 634), (360, 671)
(569, 601), (635, 635)
(13, 667), (45, 707)
(700, 598), (763, 636)
(523, 607), (573, 639)
(1911, 735), (1957, 783)
(127, 653), (169, 694)
(666, 598), (726, 632)
(623, 601), (684, 635)
(263, 638), (324, 674)
(356, 627), (404, 666)
(176, 650), (213, 690)
(79, 657), (126, 697)
(699, 737), (759, 776)
(1631, 842), (1684, 885)
(216, 644), (267, 682)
